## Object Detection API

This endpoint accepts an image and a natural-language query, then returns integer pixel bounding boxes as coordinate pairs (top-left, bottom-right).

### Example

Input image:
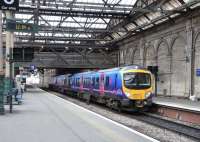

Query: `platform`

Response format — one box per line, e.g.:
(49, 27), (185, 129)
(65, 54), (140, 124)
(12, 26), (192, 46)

(153, 97), (200, 112)
(0, 88), (158, 142)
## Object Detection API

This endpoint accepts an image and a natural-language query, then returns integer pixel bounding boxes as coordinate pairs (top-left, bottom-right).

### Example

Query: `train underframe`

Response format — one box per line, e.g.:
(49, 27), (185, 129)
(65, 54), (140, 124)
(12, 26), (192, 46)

(49, 85), (152, 112)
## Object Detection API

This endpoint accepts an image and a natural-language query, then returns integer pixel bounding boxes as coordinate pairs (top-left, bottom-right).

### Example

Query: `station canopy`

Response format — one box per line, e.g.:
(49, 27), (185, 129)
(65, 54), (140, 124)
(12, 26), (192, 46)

(2, 0), (200, 50)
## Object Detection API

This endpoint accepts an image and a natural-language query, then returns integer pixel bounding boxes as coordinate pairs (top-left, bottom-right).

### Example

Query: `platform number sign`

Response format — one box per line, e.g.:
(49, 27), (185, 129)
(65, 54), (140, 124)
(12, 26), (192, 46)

(196, 69), (200, 77)
(0, 0), (19, 11)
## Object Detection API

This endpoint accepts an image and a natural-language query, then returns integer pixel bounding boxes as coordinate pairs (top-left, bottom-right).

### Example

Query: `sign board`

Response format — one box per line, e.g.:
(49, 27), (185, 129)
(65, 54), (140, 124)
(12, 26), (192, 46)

(30, 65), (36, 71)
(0, 0), (19, 10)
(196, 69), (200, 77)
(6, 19), (38, 32)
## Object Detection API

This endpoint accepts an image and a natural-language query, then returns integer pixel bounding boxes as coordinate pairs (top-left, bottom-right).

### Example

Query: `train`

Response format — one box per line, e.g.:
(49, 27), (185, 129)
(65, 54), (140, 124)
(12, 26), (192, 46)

(49, 65), (155, 111)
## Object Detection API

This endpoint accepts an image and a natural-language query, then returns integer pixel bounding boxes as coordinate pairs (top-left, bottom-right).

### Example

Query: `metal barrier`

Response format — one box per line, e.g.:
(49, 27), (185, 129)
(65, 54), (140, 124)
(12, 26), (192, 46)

(0, 77), (16, 114)
(4, 78), (15, 113)
(0, 75), (4, 114)
(0, 76), (23, 114)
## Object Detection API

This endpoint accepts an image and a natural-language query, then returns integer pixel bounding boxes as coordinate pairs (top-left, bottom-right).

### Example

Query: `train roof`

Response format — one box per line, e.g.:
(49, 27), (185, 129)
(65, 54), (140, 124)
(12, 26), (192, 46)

(98, 65), (145, 72)
(71, 65), (146, 75)
(57, 65), (147, 77)
(55, 74), (71, 78)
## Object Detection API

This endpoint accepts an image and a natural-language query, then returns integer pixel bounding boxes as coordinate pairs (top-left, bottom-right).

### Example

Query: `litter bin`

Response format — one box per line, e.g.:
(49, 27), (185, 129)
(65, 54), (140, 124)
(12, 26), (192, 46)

(0, 75), (4, 114)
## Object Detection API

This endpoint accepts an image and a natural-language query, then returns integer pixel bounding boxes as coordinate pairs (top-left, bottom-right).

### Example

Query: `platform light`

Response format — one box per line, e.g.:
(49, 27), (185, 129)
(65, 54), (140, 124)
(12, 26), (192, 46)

(65, 47), (69, 50)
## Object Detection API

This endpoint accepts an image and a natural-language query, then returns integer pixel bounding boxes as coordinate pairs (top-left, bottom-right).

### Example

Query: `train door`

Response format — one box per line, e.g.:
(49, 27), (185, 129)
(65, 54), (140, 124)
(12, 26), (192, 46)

(115, 74), (118, 91)
(80, 75), (83, 92)
(89, 75), (93, 93)
(100, 73), (105, 95)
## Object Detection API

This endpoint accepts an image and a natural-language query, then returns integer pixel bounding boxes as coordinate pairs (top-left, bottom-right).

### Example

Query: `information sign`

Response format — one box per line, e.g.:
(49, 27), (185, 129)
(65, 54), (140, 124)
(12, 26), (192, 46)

(196, 69), (200, 77)
(6, 19), (38, 32)
(0, 0), (19, 11)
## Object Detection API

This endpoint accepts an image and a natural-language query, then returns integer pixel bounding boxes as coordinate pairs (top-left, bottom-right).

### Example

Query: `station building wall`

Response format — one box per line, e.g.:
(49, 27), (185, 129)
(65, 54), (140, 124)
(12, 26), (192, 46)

(118, 9), (200, 99)
(39, 69), (56, 88)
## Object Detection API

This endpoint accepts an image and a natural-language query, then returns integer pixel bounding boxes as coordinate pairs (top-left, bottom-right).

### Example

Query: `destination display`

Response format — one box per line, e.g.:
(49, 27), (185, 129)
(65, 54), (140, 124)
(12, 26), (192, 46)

(6, 19), (38, 32)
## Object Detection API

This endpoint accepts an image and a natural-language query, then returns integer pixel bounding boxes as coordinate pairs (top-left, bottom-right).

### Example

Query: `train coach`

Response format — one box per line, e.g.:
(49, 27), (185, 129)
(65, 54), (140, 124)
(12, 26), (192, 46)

(49, 65), (155, 111)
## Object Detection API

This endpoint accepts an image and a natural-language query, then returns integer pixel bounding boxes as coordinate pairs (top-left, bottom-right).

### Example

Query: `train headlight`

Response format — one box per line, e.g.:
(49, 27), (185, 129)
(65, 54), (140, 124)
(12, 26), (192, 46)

(145, 92), (151, 99)
(125, 92), (131, 97)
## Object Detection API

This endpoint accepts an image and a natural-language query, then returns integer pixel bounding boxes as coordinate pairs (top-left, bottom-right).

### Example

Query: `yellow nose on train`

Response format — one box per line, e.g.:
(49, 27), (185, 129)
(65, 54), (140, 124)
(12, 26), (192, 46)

(123, 87), (153, 100)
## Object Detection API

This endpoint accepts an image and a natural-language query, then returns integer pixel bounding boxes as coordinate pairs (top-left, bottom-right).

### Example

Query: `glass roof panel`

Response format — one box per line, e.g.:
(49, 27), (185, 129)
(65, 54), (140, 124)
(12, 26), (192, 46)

(9, 0), (200, 46)
(183, 0), (190, 3)
(146, 12), (161, 21)
(76, 0), (104, 4)
(125, 23), (136, 31)
(135, 16), (149, 26)
(119, 0), (137, 5)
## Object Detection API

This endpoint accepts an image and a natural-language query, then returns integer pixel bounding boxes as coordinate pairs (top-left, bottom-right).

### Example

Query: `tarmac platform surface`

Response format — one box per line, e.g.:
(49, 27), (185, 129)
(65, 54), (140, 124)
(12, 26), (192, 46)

(153, 97), (200, 112)
(0, 88), (158, 142)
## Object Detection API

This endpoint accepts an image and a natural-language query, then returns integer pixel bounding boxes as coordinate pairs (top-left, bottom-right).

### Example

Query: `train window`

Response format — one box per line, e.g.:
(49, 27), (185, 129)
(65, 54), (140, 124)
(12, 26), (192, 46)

(83, 78), (90, 88)
(76, 78), (80, 86)
(105, 76), (109, 88)
(77, 78), (80, 86)
(115, 74), (117, 89)
(83, 78), (86, 86)
(70, 79), (72, 86)
(96, 77), (99, 85)
(72, 78), (74, 85)
(87, 78), (90, 87)
(85, 79), (87, 87)
(92, 77), (95, 86)
(64, 79), (66, 85)
(124, 73), (151, 89)
(68, 79), (70, 86)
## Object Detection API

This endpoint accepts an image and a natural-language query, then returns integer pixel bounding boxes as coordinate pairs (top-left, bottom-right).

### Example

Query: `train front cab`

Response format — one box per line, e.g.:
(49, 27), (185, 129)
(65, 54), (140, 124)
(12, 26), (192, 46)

(121, 69), (154, 110)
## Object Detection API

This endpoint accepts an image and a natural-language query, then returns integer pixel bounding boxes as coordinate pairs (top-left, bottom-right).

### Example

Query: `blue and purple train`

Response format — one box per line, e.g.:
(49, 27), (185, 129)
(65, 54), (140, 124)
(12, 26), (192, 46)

(49, 65), (155, 111)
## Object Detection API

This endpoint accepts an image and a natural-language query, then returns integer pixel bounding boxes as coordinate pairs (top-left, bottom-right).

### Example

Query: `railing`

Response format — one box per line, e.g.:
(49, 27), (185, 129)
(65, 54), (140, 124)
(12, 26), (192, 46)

(0, 76), (20, 114)
(0, 75), (4, 114)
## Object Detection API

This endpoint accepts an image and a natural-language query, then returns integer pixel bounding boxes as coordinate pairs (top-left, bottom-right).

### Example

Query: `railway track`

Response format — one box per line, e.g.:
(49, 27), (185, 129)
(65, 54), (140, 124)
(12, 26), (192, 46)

(45, 89), (200, 141)
(130, 113), (200, 140)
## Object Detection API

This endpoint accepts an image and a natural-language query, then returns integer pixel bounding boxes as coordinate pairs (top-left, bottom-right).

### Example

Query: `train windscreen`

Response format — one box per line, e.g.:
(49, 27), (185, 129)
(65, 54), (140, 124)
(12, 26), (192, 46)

(123, 73), (151, 89)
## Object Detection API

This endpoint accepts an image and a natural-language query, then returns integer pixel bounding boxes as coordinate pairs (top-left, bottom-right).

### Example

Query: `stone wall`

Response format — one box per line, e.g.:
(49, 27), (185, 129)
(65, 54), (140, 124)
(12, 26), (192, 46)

(39, 69), (56, 88)
(118, 9), (200, 99)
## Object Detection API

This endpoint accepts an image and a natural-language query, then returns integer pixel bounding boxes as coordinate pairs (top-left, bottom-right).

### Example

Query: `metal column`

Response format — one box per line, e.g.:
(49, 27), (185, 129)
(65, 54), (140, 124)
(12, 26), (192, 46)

(0, 10), (4, 114)
(4, 11), (14, 103)
(0, 11), (3, 75)
(5, 11), (13, 78)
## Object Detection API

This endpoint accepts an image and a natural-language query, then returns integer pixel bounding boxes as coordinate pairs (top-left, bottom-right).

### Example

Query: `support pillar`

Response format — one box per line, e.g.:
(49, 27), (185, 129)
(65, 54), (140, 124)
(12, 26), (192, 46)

(186, 20), (196, 101)
(139, 38), (145, 66)
(0, 10), (4, 114)
(4, 11), (14, 95)
(0, 11), (3, 75)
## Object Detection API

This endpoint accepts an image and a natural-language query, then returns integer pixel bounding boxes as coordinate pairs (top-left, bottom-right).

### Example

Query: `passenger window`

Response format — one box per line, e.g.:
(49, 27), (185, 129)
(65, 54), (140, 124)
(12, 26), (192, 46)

(95, 77), (99, 89)
(78, 78), (80, 86)
(105, 76), (109, 87)
(92, 77), (95, 86)
(115, 74), (117, 89)
(96, 77), (99, 85)
(64, 79), (67, 85)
